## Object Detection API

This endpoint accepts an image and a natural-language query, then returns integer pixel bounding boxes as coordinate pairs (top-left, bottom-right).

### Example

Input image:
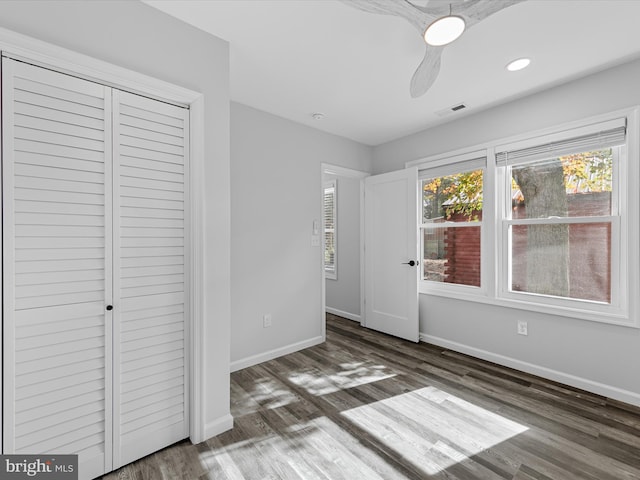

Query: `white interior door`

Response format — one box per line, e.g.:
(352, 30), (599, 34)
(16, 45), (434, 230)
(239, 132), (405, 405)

(2, 58), (113, 480)
(112, 90), (189, 468)
(364, 168), (419, 342)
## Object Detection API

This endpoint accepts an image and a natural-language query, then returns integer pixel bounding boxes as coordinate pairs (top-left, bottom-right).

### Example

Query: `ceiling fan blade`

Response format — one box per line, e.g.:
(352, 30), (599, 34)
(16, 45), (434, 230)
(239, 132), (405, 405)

(344, 0), (527, 98)
(457, 0), (526, 27)
(415, 0), (469, 17)
(410, 46), (443, 98)
(417, 0), (523, 25)
(340, 0), (433, 33)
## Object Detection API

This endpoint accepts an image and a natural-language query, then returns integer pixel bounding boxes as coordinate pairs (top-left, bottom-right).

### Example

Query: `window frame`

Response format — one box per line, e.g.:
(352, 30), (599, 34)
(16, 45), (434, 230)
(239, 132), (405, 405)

(497, 124), (627, 323)
(324, 179), (337, 280)
(417, 151), (490, 298)
(407, 108), (639, 328)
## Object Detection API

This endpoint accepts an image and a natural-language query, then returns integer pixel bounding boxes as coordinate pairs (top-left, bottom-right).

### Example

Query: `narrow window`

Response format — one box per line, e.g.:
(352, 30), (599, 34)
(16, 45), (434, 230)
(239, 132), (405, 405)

(421, 167), (484, 287)
(324, 180), (337, 279)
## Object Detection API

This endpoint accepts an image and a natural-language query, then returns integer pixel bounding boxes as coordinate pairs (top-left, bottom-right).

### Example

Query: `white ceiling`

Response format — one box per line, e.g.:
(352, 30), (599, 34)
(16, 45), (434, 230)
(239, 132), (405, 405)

(144, 0), (640, 146)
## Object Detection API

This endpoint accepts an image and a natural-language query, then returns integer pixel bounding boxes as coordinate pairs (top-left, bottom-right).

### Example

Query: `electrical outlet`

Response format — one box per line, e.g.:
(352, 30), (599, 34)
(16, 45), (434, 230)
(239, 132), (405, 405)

(263, 314), (272, 328)
(517, 320), (528, 336)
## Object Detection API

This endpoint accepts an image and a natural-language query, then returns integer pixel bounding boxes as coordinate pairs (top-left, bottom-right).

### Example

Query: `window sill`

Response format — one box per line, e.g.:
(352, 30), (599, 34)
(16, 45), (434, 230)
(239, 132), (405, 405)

(420, 283), (637, 328)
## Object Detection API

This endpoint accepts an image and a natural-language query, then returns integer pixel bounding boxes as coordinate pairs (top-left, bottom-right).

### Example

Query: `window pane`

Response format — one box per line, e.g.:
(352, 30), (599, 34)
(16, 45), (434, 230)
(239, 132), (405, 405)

(422, 169), (483, 223)
(511, 149), (612, 219)
(324, 230), (335, 269)
(510, 222), (611, 303)
(423, 226), (481, 287)
(324, 184), (336, 272)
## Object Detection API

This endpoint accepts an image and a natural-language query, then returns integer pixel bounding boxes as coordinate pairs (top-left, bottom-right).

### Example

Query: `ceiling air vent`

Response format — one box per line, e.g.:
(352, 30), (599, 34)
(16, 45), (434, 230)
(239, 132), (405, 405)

(435, 102), (467, 117)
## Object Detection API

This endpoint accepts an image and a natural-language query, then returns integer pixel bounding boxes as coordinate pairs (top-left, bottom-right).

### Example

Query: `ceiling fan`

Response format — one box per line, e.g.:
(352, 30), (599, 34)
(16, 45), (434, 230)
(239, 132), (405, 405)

(342, 0), (525, 97)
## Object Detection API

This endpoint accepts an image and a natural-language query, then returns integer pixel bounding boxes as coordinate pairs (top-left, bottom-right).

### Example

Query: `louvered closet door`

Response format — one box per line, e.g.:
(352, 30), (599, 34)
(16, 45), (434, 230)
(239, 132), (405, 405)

(112, 90), (189, 467)
(2, 59), (113, 480)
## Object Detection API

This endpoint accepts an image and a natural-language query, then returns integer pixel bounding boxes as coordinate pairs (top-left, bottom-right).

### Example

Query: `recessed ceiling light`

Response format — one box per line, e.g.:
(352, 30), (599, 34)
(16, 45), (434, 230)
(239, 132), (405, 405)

(506, 58), (531, 72)
(424, 15), (466, 46)
(312, 113), (325, 120)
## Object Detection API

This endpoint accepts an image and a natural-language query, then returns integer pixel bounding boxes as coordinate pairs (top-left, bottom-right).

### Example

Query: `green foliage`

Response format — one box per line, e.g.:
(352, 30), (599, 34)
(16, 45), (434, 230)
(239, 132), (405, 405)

(422, 169), (483, 223)
(561, 149), (612, 193)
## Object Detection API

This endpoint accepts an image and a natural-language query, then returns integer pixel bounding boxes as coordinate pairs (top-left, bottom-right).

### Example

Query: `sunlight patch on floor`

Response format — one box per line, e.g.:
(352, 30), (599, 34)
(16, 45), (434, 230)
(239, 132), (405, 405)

(287, 362), (397, 396)
(238, 376), (302, 411)
(199, 416), (390, 480)
(199, 439), (256, 478)
(341, 386), (529, 475)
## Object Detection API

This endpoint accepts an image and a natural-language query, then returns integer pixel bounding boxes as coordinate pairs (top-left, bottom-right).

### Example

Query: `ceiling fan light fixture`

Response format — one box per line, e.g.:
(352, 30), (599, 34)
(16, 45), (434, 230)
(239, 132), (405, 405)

(506, 58), (531, 72)
(423, 15), (466, 46)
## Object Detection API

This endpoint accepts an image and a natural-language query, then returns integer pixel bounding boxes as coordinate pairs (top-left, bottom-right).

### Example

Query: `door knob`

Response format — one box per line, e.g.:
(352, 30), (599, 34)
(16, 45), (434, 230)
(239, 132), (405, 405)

(402, 260), (417, 266)
(106, 305), (113, 311)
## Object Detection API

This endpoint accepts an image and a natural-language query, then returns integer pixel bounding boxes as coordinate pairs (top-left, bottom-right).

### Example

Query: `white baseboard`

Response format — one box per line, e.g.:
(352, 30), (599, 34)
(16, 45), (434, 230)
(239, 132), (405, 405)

(200, 414), (234, 442)
(326, 307), (361, 323)
(230, 336), (324, 372)
(420, 333), (640, 408)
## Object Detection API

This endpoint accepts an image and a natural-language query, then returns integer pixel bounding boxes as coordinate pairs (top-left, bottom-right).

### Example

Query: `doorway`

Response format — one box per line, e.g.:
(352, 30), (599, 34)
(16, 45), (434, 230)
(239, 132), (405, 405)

(321, 164), (369, 335)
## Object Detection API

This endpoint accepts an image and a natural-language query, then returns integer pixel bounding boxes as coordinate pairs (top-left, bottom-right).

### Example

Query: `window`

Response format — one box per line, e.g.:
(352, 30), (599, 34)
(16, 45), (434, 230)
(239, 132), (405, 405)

(413, 112), (638, 326)
(508, 150), (615, 303)
(324, 180), (337, 279)
(496, 117), (629, 320)
(420, 156), (485, 289)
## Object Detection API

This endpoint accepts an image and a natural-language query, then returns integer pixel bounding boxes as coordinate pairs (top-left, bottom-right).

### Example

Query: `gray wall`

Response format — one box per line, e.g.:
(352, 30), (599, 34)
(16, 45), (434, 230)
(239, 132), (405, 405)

(230, 102), (371, 367)
(373, 58), (640, 404)
(374, 59), (640, 174)
(0, 0), (232, 433)
(325, 174), (363, 319)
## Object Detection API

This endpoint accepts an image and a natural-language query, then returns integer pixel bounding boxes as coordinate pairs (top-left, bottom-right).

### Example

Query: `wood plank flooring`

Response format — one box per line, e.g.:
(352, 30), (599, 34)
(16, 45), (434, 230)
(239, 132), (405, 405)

(103, 314), (640, 480)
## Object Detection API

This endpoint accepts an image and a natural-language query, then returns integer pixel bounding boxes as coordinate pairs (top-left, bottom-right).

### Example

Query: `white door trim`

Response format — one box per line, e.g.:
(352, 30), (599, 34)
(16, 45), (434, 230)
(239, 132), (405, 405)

(321, 163), (370, 336)
(0, 26), (209, 449)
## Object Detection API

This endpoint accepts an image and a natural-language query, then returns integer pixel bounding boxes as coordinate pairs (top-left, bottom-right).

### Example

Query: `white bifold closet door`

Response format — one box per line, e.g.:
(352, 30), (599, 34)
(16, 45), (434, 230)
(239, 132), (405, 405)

(2, 58), (189, 479)
(2, 58), (114, 480)
(112, 90), (189, 468)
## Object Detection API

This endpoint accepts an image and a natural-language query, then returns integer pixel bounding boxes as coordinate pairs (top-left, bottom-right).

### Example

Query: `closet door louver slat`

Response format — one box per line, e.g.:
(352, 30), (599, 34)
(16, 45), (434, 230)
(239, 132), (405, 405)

(2, 59), (113, 480)
(112, 90), (189, 468)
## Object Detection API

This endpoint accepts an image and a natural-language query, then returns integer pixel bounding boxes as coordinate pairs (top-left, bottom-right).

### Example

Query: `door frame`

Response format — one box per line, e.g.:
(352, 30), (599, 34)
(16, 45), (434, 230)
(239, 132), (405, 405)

(0, 27), (209, 449)
(321, 163), (369, 339)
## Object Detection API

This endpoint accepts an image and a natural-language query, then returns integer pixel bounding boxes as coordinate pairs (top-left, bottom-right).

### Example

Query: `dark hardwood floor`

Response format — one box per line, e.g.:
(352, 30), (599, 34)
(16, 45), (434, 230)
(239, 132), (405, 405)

(104, 314), (640, 480)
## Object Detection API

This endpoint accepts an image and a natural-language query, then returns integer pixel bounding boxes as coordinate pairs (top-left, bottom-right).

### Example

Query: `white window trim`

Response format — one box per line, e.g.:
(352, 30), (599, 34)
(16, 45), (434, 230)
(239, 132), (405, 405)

(408, 107), (640, 328)
(324, 179), (337, 280)
(418, 151), (489, 297)
(498, 125), (627, 323)
(495, 117), (626, 165)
